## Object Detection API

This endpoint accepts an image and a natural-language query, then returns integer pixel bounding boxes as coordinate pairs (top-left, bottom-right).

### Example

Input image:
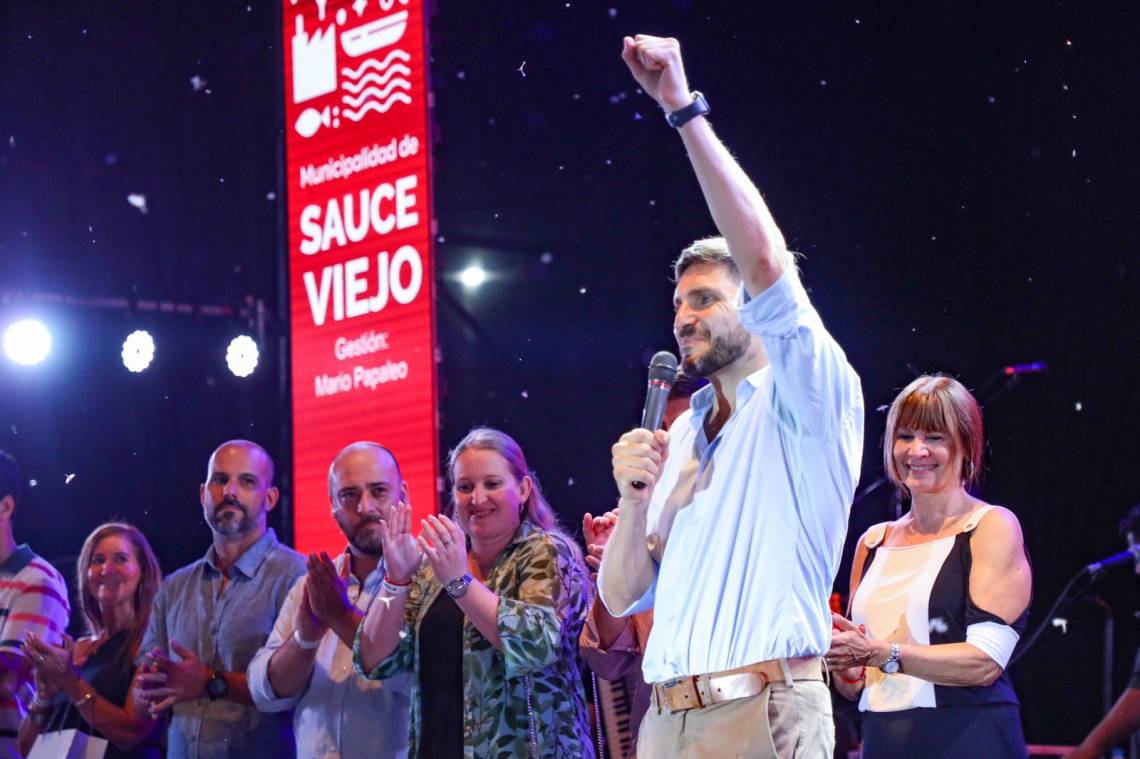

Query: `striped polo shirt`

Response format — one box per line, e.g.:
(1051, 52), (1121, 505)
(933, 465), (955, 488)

(0, 544), (70, 758)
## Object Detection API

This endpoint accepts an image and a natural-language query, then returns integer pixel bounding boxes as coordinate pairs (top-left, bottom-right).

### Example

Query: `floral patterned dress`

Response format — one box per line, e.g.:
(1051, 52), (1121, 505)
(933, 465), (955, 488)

(354, 520), (595, 758)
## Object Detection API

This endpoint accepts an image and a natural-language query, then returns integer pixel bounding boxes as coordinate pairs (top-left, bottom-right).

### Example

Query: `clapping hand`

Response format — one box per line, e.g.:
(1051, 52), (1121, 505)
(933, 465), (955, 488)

(136, 641), (211, 715)
(826, 613), (880, 676)
(419, 515), (468, 586)
(24, 631), (78, 692)
(377, 501), (422, 584)
(306, 552), (353, 625)
(582, 509), (620, 581)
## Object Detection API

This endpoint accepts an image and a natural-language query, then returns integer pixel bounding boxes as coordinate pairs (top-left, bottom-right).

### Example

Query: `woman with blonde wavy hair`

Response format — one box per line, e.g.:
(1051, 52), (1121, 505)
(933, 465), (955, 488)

(19, 522), (163, 758)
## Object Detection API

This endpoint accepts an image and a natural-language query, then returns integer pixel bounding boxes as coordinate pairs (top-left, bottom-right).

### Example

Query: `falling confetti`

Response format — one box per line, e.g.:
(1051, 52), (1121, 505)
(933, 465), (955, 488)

(520, 390), (529, 398)
(540, 252), (554, 264)
(190, 75), (207, 92)
(64, 473), (76, 485)
(266, 191), (276, 201)
(518, 61), (527, 77)
(608, 8), (617, 17)
(579, 287), (587, 294)
(1074, 401), (1083, 411)
(567, 478), (575, 486)
(127, 194), (148, 214)
(28, 480), (37, 488)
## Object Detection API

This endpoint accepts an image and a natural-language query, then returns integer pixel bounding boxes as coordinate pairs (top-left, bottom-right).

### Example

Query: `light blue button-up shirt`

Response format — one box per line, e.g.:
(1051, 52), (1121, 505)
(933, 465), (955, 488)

(601, 270), (864, 683)
(248, 552), (410, 758)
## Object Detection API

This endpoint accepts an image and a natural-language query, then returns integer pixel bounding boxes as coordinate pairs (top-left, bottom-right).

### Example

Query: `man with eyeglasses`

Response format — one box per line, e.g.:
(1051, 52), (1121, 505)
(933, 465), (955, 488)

(248, 442), (411, 758)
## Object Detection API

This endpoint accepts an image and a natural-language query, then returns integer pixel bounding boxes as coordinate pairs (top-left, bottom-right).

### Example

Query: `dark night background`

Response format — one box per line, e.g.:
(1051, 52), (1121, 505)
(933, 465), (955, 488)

(2, 0), (1137, 747)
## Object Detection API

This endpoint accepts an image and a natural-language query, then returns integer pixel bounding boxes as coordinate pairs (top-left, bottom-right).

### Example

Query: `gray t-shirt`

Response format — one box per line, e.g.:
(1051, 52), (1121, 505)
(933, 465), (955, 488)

(140, 528), (305, 759)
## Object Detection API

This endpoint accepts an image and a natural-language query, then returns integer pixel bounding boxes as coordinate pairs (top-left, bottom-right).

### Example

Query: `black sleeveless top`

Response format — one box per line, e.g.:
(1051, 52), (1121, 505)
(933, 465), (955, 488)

(853, 507), (1030, 710)
(42, 630), (161, 759)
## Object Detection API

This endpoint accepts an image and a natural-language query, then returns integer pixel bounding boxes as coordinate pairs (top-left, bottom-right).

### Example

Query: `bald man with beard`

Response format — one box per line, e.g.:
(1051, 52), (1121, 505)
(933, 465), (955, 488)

(136, 440), (306, 759)
(248, 442), (411, 758)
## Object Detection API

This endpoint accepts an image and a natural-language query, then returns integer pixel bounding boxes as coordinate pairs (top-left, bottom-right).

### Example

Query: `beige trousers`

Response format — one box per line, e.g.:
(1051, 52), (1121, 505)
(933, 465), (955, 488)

(636, 678), (834, 759)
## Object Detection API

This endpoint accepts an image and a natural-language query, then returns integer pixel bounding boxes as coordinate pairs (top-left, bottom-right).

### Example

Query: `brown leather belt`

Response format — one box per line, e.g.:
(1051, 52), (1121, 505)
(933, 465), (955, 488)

(652, 657), (825, 714)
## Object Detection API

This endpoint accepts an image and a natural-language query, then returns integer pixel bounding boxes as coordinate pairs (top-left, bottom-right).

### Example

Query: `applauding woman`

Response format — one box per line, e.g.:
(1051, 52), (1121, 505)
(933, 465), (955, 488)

(19, 522), (162, 758)
(355, 427), (595, 758)
(828, 376), (1032, 758)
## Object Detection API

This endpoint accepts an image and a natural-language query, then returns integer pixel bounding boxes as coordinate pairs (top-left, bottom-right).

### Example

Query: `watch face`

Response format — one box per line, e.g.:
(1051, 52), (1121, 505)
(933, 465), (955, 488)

(882, 660), (899, 675)
(207, 675), (227, 698)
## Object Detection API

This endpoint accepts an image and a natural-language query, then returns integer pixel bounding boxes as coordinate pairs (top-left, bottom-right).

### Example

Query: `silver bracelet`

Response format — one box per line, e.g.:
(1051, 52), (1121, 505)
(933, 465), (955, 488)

(292, 629), (321, 650)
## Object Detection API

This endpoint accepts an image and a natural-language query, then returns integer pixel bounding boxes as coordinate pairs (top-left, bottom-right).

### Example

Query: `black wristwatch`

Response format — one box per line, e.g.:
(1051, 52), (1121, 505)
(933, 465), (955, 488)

(206, 672), (228, 700)
(666, 91), (710, 128)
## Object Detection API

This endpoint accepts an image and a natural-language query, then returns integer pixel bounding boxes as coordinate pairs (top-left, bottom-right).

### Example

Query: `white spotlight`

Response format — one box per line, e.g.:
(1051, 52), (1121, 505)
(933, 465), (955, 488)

(459, 264), (487, 289)
(3, 320), (52, 366)
(121, 330), (155, 372)
(226, 335), (259, 377)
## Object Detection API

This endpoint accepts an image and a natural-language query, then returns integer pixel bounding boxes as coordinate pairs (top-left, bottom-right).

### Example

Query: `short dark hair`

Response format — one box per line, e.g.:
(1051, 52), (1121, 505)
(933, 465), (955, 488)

(0, 450), (20, 505)
(672, 237), (742, 282)
(672, 236), (801, 284)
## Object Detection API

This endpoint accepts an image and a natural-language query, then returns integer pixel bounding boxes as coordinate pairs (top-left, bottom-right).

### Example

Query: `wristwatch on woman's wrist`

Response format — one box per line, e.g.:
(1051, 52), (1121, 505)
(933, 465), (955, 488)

(881, 642), (901, 674)
(445, 573), (474, 599)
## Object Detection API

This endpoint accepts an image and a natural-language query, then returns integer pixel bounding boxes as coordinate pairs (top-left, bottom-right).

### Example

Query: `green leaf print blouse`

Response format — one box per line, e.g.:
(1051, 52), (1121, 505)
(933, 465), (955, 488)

(354, 520), (595, 758)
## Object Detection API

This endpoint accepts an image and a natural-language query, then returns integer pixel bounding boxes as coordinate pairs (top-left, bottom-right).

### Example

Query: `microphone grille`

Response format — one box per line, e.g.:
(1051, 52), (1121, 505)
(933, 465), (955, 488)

(647, 351), (678, 384)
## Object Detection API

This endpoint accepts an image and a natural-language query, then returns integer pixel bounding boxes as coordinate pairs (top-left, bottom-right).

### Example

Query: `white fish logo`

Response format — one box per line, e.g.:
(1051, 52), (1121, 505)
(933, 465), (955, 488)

(294, 106), (340, 138)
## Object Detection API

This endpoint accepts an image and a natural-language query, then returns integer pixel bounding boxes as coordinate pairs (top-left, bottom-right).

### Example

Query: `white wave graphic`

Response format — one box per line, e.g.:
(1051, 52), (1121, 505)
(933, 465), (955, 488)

(341, 50), (411, 80)
(341, 79), (411, 108)
(340, 64), (412, 93)
(343, 92), (413, 120)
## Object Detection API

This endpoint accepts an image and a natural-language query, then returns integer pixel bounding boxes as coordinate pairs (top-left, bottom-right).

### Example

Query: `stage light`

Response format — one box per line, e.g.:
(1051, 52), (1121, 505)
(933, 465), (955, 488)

(459, 264), (487, 289)
(3, 319), (52, 366)
(226, 335), (259, 377)
(121, 330), (155, 372)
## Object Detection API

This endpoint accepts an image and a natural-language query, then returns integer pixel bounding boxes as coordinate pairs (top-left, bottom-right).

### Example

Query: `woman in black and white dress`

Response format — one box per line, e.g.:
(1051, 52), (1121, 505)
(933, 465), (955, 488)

(827, 375), (1032, 758)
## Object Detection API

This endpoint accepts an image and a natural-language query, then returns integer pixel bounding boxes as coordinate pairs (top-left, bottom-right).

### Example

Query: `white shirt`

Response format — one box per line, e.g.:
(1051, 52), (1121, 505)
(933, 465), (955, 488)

(248, 553), (411, 758)
(601, 271), (863, 683)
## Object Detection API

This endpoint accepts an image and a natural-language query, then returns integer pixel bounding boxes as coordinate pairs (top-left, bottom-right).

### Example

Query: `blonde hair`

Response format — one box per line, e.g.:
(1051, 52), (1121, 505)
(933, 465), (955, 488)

(446, 427), (582, 560)
(884, 375), (984, 494)
(76, 522), (162, 663)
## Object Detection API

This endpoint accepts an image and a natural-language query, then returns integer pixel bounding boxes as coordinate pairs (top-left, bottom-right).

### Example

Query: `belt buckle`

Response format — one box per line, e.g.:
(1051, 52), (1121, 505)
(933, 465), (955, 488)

(662, 675), (702, 713)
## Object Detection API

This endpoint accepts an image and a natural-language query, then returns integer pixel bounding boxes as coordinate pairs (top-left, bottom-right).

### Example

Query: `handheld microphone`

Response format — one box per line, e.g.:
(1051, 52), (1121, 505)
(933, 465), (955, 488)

(632, 351), (678, 490)
(1003, 361), (1048, 376)
(1085, 544), (1140, 575)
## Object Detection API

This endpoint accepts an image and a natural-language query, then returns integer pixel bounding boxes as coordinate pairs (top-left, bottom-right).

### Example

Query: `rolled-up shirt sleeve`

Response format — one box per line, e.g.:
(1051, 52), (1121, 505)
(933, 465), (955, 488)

(578, 601), (641, 681)
(499, 535), (588, 680)
(248, 575), (305, 712)
(738, 270), (862, 439)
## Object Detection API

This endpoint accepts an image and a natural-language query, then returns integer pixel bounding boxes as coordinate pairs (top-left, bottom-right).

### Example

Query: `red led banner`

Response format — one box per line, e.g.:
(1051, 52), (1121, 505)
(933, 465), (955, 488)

(282, 0), (436, 555)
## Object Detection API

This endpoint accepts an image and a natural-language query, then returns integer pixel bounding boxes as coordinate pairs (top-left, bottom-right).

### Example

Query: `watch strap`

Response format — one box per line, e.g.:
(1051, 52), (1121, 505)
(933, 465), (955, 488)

(445, 572), (474, 598)
(666, 91), (710, 128)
